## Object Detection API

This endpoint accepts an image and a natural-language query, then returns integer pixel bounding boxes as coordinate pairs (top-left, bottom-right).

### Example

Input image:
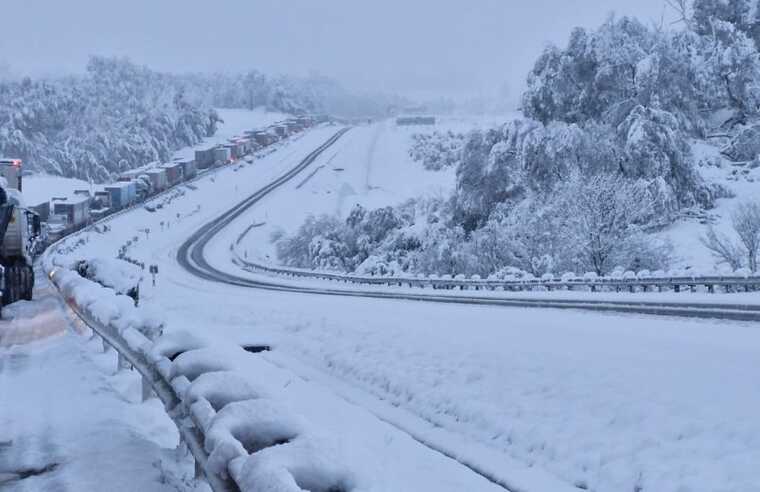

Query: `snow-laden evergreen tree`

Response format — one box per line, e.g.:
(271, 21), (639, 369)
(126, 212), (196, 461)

(0, 56), (219, 181)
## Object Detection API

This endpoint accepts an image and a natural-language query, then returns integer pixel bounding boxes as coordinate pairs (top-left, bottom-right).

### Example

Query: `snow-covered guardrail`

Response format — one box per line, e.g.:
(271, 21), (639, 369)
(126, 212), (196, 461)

(44, 259), (355, 492)
(231, 242), (760, 295)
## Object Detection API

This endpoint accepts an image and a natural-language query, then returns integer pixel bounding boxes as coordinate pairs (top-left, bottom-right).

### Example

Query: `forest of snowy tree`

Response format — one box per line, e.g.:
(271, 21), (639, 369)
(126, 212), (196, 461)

(277, 0), (760, 277)
(0, 57), (219, 182)
(0, 57), (395, 182)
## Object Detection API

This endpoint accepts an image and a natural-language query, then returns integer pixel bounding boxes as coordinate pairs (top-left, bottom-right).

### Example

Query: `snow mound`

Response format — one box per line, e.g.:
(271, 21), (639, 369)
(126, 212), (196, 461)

(185, 371), (267, 412)
(170, 346), (245, 382)
(74, 257), (143, 296)
(205, 399), (306, 479)
(232, 435), (358, 492)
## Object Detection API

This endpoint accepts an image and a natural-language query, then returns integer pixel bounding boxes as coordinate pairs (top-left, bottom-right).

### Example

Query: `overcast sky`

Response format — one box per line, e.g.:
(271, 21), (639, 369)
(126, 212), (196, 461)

(2, 0), (674, 99)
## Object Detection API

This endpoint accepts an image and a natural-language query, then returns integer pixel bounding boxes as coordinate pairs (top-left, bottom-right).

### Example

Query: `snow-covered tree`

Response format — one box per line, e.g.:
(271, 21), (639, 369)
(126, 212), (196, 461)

(702, 200), (760, 271)
(0, 56), (219, 181)
(557, 174), (663, 275)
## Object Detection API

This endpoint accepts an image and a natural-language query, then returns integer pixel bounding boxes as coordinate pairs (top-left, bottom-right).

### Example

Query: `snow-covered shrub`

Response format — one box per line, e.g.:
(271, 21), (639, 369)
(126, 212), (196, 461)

(409, 131), (466, 170)
(702, 200), (760, 272)
(74, 257), (142, 304)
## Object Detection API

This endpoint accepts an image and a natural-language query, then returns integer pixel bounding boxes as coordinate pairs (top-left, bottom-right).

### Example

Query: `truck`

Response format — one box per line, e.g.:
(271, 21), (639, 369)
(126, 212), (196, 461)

(162, 162), (183, 186)
(104, 183), (130, 209)
(145, 168), (168, 192)
(213, 146), (232, 166)
(0, 159), (41, 314)
(52, 195), (90, 228)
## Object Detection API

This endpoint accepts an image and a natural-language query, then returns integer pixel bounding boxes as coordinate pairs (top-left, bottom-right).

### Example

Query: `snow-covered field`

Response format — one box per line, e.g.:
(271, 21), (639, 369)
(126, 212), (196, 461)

(46, 123), (760, 492)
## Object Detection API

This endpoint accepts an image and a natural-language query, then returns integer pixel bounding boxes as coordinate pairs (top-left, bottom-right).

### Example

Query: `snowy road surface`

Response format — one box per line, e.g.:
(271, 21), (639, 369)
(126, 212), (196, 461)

(0, 273), (199, 492)
(50, 122), (760, 492)
(0, 267), (73, 348)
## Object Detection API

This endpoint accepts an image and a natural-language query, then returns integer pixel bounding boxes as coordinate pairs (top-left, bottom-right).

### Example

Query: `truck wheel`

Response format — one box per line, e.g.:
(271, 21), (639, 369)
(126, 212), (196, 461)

(22, 266), (33, 301)
(13, 267), (20, 304)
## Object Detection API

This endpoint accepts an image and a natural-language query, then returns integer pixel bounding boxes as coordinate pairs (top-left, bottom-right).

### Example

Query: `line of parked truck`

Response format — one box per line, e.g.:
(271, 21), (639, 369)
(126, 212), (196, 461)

(30, 115), (320, 246)
(0, 115), (321, 315)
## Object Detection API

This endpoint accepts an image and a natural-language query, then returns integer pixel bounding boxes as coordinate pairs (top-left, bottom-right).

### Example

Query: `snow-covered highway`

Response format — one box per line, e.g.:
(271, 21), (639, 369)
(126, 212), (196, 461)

(49, 122), (760, 492)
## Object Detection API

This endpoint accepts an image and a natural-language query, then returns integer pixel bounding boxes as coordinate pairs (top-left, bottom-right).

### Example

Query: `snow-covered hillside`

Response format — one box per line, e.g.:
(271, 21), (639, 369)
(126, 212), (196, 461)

(44, 124), (760, 492)
(660, 139), (760, 269)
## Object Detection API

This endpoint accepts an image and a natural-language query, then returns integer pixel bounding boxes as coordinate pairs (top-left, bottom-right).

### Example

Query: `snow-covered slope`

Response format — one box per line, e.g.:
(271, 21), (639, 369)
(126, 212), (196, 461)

(658, 139), (760, 270)
(46, 125), (760, 492)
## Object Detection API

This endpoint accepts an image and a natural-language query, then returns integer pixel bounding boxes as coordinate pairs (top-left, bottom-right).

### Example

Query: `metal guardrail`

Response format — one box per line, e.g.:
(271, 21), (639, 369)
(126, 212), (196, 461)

(48, 264), (361, 492)
(231, 243), (760, 296)
(47, 267), (240, 492)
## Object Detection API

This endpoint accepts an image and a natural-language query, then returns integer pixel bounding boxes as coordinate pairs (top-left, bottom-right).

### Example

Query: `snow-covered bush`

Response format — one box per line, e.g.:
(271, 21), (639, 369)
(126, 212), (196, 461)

(723, 124), (760, 161)
(409, 131), (466, 170)
(701, 200), (760, 272)
(74, 257), (142, 304)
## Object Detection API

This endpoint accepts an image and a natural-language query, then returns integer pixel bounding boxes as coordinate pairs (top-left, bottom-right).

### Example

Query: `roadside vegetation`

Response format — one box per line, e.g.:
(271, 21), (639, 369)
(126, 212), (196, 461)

(278, 1), (760, 277)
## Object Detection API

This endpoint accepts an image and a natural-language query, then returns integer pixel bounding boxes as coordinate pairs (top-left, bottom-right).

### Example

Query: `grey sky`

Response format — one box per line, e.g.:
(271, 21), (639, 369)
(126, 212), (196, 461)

(2, 0), (674, 98)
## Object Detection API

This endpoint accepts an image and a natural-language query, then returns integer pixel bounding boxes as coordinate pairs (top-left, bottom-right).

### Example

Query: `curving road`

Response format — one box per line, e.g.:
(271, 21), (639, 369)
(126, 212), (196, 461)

(177, 128), (760, 323)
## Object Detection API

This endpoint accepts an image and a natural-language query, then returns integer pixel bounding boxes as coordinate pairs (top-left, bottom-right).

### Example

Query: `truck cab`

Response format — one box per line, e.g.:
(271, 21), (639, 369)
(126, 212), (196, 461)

(0, 159), (41, 313)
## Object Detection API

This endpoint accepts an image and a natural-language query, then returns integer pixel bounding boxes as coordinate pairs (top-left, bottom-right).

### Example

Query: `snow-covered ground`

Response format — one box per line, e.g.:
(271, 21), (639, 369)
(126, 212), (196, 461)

(238, 119), (457, 261)
(0, 273), (200, 492)
(47, 123), (760, 492)
(659, 139), (760, 270)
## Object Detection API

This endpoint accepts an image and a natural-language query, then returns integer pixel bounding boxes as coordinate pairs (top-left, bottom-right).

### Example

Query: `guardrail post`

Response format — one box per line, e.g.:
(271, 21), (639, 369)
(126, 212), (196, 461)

(117, 352), (131, 371)
(707, 284), (715, 294)
(141, 376), (154, 401)
(102, 338), (110, 353)
(674, 284), (680, 293)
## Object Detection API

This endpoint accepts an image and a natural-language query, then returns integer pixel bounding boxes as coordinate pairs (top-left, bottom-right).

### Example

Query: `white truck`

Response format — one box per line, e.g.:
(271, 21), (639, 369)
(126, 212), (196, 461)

(0, 159), (41, 314)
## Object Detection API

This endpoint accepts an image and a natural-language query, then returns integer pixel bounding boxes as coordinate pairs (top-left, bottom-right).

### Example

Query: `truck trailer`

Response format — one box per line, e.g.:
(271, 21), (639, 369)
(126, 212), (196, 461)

(145, 168), (168, 192)
(104, 183), (130, 209)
